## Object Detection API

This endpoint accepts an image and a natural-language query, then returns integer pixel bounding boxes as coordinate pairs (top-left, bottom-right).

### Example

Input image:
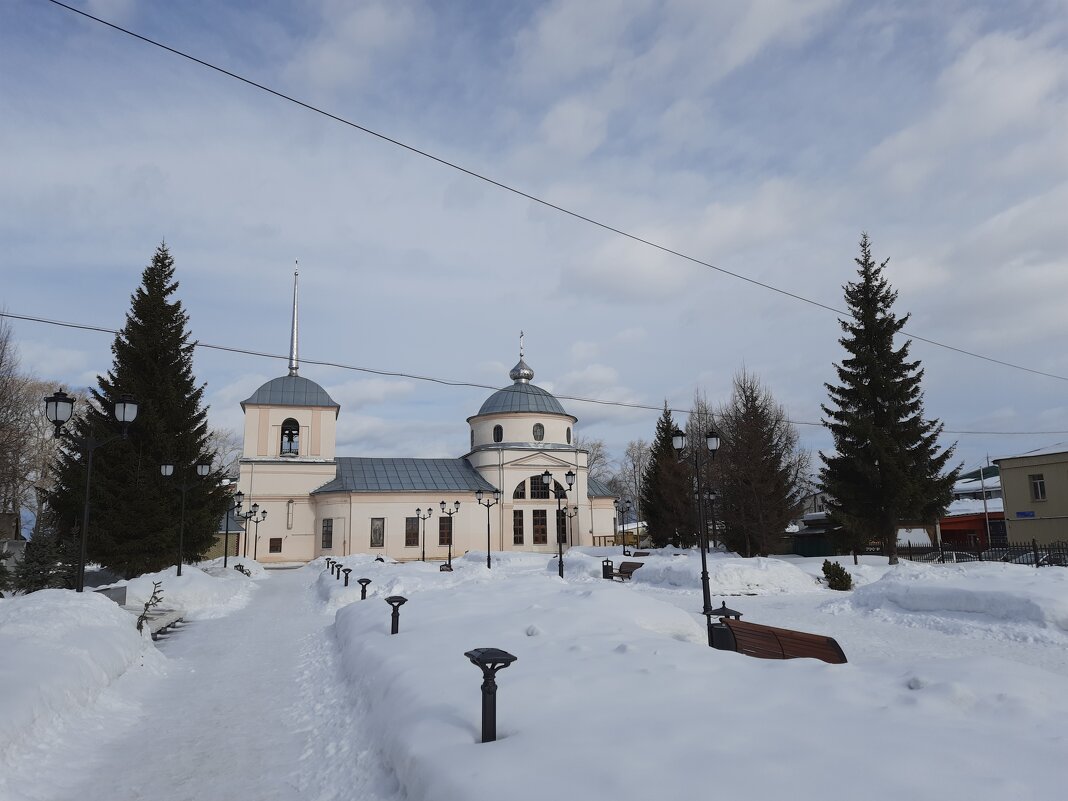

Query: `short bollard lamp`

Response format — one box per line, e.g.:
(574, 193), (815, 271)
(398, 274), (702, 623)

(712, 601), (742, 620)
(464, 648), (518, 743)
(342, 568), (352, 586)
(335, 565), (342, 580)
(385, 595), (407, 634)
(326, 558), (335, 571)
(358, 578), (372, 600)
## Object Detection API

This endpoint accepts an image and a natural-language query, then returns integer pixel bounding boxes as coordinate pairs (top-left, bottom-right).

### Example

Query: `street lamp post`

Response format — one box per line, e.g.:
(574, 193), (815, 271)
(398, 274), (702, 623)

(415, 506), (433, 562)
(565, 504), (579, 547)
(542, 469), (575, 579)
(238, 503), (267, 560)
(475, 488), (502, 569)
(704, 489), (718, 549)
(223, 490), (244, 569)
(160, 460), (211, 577)
(43, 390), (139, 592)
(673, 427), (720, 647)
(614, 498), (632, 555)
(439, 500), (460, 570)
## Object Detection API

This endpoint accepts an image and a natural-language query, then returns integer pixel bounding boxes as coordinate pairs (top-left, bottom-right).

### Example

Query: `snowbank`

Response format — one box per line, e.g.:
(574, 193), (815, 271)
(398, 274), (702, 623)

(331, 562), (1068, 801)
(0, 590), (158, 759)
(567, 547), (821, 594)
(827, 561), (1068, 633)
(115, 564), (258, 620)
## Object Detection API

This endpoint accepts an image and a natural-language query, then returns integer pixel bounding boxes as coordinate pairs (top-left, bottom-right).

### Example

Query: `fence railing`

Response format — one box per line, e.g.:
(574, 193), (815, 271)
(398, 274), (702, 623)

(866, 539), (1068, 567)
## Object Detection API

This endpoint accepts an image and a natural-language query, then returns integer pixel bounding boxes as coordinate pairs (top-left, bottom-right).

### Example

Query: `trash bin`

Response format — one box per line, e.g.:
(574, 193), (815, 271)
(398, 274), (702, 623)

(602, 559), (614, 580)
(711, 622), (736, 651)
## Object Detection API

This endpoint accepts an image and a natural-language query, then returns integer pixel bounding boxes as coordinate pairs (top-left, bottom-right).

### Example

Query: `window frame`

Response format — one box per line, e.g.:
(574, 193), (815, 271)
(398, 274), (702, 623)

(533, 422), (545, 441)
(268, 537), (282, 554)
(405, 517), (419, 547)
(1029, 473), (1047, 501)
(513, 510), (524, 545)
(321, 518), (333, 550)
(493, 424), (503, 443)
(439, 516), (453, 547)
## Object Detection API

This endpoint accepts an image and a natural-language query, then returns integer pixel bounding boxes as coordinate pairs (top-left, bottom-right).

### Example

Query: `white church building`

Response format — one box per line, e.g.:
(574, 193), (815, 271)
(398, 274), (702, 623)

(233, 273), (617, 564)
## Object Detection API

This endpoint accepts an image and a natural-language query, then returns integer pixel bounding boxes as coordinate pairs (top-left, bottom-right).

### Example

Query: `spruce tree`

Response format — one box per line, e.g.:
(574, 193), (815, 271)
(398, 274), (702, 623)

(13, 526), (75, 592)
(820, 234), (959, 564)
(640, 405), (695, 548)
(47, 244), (226, 578)
(717, 370), (808, 557)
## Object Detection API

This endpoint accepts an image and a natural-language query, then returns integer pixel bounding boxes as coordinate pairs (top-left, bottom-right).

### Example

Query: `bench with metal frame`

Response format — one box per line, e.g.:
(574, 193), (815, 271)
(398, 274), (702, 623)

(610, 561), (644, 582)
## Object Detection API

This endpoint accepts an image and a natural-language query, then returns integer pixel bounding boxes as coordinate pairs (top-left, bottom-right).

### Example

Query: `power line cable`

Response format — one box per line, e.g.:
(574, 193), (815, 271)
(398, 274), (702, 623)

(5, 309), (1066, 437)
(40, 0), (1068, 385)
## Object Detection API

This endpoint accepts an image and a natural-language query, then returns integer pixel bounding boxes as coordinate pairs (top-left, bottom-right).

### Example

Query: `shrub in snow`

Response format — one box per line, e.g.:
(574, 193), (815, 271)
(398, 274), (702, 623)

(823, 559), (853, 591)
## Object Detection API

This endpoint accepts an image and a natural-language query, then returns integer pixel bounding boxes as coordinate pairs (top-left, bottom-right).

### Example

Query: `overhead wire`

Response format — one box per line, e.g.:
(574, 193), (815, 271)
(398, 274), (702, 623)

(38, 0), (1068, 385)
(5, 310), (1067, 437)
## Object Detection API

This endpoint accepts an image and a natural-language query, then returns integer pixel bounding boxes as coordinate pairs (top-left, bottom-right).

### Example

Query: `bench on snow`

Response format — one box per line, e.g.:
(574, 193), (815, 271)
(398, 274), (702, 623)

(601, 560), (644, 581)
(122, 605), (185, 639)
(716, 618), (847, 664)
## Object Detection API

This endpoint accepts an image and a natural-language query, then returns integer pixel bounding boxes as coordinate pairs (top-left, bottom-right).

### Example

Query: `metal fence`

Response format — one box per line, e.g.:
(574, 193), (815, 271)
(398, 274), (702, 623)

(867, 539), (1068, 567)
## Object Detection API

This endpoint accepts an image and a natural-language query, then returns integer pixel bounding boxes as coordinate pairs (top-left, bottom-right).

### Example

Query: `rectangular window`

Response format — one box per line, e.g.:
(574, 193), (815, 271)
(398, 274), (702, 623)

(405, 517), (419, 547)
(439, 516), (452, 547)
(1029, 474), (1047, 501)
(557, 509), (568, 544)
(513, 510), (524, 545)
(533, 509), (547, 545)
(269, 537), (282, 554)
(370, 517), (385, 548)
(321, 518), (333, 550)
(530, 478), (550, 500)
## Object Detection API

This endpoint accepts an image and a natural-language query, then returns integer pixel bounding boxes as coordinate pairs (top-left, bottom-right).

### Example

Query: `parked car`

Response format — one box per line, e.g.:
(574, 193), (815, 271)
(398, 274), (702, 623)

(1009, 552), (1068, 567)
(915, 550), (980, 564)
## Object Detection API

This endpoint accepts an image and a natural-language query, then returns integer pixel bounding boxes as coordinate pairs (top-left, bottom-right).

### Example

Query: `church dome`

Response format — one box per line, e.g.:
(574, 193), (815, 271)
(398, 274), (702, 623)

(475, 356), (569, 417)
(241, 375), (340, 416)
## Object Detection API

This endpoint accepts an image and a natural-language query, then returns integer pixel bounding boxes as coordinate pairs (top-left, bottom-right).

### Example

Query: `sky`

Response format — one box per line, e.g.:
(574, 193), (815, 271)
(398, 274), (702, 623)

(2, 0), (1067, 476)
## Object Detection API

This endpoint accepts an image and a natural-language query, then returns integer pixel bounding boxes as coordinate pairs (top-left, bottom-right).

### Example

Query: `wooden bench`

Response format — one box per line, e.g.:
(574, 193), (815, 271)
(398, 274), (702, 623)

(610, 561), (644, 581)
(719, 618), (846, 664)
(631, 551), (650, 557)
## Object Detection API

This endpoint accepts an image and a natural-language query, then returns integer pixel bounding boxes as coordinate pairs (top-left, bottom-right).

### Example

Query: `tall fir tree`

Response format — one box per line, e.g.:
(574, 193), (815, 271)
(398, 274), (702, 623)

(820, 234), (959, 563)
(640, 404), (695, 548)
(47, 244), (227, 578)
(717, 370), (809, 557)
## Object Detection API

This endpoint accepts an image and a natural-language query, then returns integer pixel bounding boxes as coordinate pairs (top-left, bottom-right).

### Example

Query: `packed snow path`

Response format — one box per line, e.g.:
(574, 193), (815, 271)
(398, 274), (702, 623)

(8, 568), (400, 801)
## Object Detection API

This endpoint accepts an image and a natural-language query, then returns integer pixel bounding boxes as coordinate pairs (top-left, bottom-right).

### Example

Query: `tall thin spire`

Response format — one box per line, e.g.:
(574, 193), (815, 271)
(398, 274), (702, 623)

(288, 263), (299, 377)
(519, 330), (525, 359)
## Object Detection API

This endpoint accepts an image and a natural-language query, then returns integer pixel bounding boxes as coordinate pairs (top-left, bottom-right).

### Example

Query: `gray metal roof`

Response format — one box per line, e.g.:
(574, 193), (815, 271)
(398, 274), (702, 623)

(587, 476), (616, 498)
(241, 376), (339, 414)
(313, 457), (498, 494)
(476, 382), (569, 417)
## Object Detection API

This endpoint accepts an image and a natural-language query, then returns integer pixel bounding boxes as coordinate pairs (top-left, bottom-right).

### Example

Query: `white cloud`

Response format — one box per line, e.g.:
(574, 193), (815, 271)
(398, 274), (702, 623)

(866, 29), (1068, 193)
(284, 0), (427, 94)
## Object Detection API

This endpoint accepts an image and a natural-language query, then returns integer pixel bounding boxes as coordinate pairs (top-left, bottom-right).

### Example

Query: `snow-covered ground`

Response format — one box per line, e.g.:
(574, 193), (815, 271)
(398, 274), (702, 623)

(2, 549), (1066, 800)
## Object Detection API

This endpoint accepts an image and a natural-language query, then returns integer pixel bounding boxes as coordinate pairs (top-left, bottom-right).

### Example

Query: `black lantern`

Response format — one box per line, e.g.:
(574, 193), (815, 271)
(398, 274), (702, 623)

(464, 648), (518, 743)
